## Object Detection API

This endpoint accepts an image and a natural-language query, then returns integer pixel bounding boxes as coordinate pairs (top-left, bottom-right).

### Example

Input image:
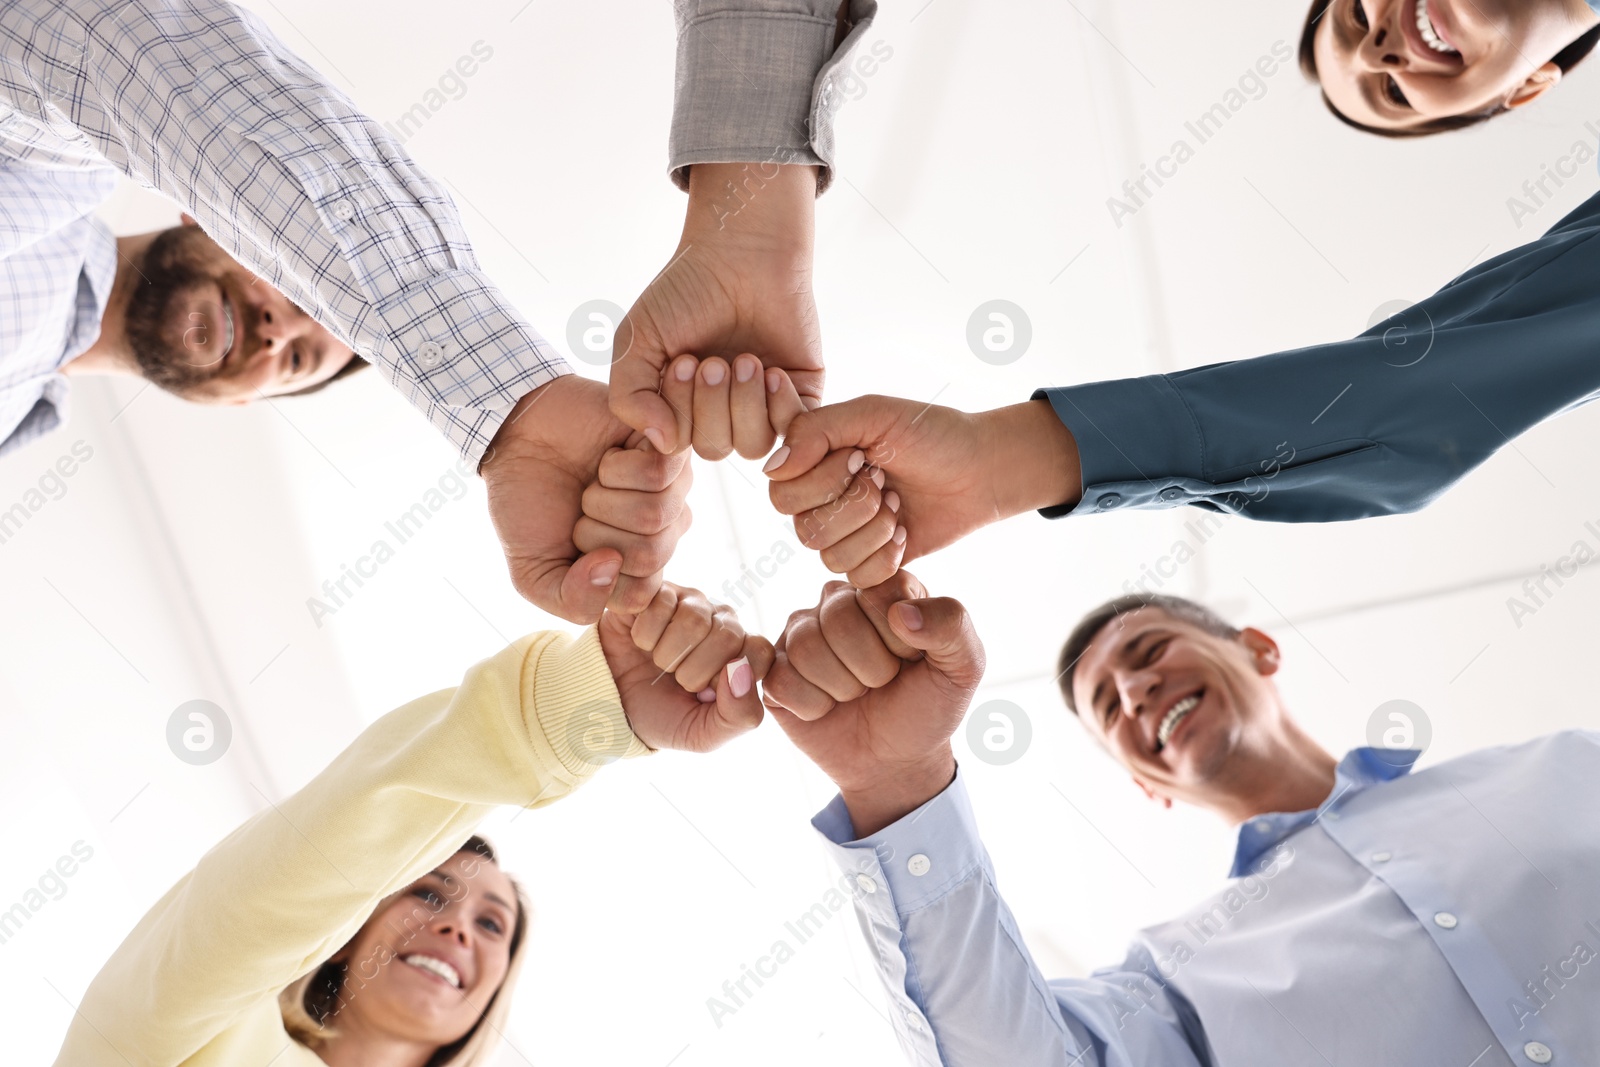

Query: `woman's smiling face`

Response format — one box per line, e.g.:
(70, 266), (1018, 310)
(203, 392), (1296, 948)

(1313, 0), (1589, 131)
(324, 850), (521, 1051)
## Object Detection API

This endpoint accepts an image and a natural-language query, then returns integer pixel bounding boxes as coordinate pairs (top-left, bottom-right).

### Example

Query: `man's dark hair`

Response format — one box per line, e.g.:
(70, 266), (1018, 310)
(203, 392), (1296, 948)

(1057, 594), (1240, 714)
(283, 354), (369, 397)
(1298, 0), (1600, 138)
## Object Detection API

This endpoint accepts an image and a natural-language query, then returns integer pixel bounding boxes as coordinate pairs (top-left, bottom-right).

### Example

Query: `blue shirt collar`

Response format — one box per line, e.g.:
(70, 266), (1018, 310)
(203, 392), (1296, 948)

(1228, 746), (1419, 877)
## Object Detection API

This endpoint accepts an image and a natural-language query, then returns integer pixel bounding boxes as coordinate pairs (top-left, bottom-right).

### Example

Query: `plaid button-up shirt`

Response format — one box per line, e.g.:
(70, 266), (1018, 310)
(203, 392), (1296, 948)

(0, 0), (570, 464)
(0, 112), (117, 459)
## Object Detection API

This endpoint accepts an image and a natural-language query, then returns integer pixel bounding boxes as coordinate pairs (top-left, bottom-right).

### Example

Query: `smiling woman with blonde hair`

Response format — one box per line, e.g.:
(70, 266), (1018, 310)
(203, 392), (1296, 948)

(53, 584), (771, 1067)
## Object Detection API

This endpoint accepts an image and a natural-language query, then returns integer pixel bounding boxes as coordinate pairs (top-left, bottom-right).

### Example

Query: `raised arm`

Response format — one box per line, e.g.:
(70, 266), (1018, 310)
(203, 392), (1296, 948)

(56, 594), (771, 1066)
(765, 190), (1600, 584)
(607, 0), (879, 453)
(763, 575), (1208, 1064)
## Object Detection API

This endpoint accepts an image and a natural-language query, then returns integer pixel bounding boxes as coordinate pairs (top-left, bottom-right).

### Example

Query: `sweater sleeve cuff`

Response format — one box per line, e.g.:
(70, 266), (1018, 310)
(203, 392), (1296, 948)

(1032, 379), (1210, 518)
(526, 627), (652, 781)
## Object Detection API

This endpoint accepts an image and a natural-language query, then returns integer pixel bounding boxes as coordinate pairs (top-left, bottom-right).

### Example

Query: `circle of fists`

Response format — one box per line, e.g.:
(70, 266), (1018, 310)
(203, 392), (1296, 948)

(590, 350), (999, 768)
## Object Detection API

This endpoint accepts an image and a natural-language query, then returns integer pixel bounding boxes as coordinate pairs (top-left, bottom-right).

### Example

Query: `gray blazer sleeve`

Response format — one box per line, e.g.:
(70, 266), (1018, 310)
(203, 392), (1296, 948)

(669, 0), (877, 193)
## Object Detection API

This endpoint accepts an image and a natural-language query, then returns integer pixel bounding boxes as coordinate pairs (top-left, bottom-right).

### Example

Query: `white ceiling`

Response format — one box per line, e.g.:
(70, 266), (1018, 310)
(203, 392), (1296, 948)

(4, 0), (1600, 1063)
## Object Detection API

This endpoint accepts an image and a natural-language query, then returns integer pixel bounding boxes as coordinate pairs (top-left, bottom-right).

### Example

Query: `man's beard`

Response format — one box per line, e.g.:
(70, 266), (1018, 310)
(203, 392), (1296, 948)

(122, 226), (234, 398)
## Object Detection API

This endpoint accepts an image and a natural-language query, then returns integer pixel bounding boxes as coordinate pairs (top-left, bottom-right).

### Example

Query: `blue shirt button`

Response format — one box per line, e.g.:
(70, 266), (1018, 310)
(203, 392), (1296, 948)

(1097, 494), (1122, 510)
(1160, 487), (1183, 502)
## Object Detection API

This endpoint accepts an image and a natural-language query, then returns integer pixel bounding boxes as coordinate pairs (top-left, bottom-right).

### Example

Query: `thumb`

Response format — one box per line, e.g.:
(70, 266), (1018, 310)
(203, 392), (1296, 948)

(706, 634), (776, 744)
(608, 314), (677, 454)
(521, 548), (623, 625)
(886, 597), (986, 691)
(765, 396), (893, 482)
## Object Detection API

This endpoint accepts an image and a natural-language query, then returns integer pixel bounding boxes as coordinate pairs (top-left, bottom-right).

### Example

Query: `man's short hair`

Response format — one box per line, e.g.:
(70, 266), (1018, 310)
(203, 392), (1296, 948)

(282, 354), (369, 397)
(1057, 594), (1240, 714)
(1297, 0), (1600, 139)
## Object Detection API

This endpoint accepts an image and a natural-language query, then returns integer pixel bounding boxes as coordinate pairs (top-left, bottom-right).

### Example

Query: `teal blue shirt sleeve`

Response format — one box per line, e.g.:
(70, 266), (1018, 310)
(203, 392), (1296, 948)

(1036, 191), (1600, 522)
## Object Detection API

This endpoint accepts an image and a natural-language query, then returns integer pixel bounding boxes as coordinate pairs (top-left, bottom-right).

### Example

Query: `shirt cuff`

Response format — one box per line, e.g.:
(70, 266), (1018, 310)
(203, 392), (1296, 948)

(1032, 379), (1211, 518)
(372, 270), (572, 465)
(669, 1), (878, 194)
(812, 767), (987, 916)
(527, 626), (652, 781)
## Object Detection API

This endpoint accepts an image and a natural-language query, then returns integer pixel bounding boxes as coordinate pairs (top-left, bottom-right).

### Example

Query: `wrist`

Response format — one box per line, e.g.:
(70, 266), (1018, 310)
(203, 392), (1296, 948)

(478, 374), (574, 475)
(682, 162), (816, 265)
(838, 748), (957, 838)
(981, 400), (1082, 519)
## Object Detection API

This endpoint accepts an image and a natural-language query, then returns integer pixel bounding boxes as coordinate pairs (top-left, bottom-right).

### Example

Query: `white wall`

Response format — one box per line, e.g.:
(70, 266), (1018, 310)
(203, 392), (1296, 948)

(3, 0), (1599, 1063)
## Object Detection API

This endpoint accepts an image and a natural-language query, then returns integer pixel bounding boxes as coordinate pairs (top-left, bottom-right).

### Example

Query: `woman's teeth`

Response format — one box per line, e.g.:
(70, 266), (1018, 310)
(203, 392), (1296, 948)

(403, 954), (462, 988)
(1416, 0), (1458, 54)
(1157, 694), (1200, 750)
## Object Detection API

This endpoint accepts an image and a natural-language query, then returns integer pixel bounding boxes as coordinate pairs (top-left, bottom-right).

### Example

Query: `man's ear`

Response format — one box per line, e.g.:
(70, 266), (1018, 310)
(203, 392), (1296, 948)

(180, 212), (200, 227)
(1238, 627), (1281, 676)
(1506, 62), (1561, 110)
(1132, 776), (1173, 810)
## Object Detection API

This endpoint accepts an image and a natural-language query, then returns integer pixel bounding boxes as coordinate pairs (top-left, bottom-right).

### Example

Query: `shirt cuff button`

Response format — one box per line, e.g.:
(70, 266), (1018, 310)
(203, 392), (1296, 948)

(332, 198), (355, 221)
(907, 854), (931, 877)
(416, 341), (445, 369)
(855, 873), (877, 894)
(1096, 493), (1122, 510)
(1160, 487), (1183, 502)
(1524, 1041), (1553, 1064)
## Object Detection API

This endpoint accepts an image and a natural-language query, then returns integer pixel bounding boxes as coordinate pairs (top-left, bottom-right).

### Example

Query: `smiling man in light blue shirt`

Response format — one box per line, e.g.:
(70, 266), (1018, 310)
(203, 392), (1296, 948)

(763, 576), (1600, 1067)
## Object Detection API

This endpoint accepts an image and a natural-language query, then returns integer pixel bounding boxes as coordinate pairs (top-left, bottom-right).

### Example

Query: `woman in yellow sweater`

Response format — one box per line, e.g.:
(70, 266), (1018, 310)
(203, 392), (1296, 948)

(54, 583), (771, 1067)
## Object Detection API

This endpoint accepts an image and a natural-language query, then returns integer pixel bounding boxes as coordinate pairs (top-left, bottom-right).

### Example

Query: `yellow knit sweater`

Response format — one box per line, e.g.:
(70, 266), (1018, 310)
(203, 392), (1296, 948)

(54, 627), (647, 1066)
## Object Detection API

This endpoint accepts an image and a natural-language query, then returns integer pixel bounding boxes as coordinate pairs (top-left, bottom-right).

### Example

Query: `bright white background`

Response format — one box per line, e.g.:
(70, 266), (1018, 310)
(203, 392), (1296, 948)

(3, 0), (1600, 1063)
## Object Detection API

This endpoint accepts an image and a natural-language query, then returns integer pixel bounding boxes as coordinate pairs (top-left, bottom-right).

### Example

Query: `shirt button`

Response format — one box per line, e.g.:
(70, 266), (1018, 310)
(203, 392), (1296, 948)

(331, 198), (355, 221)
(416, 341), (445, 368)
(1160, 487), (1183, 502)
(855, 873), (877, 895)
(1371, 851), (1392, 863)
(1096, 493), (1122, 510)
(907, 854), (931, 877)
(1524, 1041), (1553, 1063)
(905, 1010), (923, 1032)
(1433, 912), (1459, 930)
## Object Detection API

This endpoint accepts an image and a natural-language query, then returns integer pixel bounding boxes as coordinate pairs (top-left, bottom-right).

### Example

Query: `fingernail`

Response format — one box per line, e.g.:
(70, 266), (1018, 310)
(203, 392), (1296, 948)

(847, 450), (865, 475)
(727, 656), (753, 698)
(895, 601), (923, 631)
(591, 559), (621, 586)
(893, 525), (906, 545)
(703, 360), (726, 386)
(886, 490), (901, 511)
(762, 445), (790, 475)
(735, 356), (756, 383)
(697, 687), (717, 704)
(674, 357), (696, 382)
(644, 427), (666, 453)
(871, 467), (885, 489)
(766, 369), (782, 394)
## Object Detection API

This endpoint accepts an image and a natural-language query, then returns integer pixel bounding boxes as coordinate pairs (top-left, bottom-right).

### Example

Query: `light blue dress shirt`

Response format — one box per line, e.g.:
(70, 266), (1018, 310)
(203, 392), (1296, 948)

(0, 112), (116, 459)
(814, 733), (1600, 1066)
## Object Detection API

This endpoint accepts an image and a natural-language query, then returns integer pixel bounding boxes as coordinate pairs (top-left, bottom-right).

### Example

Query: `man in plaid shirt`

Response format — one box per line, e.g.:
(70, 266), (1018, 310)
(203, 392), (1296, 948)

(0, 0), (695, 622)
